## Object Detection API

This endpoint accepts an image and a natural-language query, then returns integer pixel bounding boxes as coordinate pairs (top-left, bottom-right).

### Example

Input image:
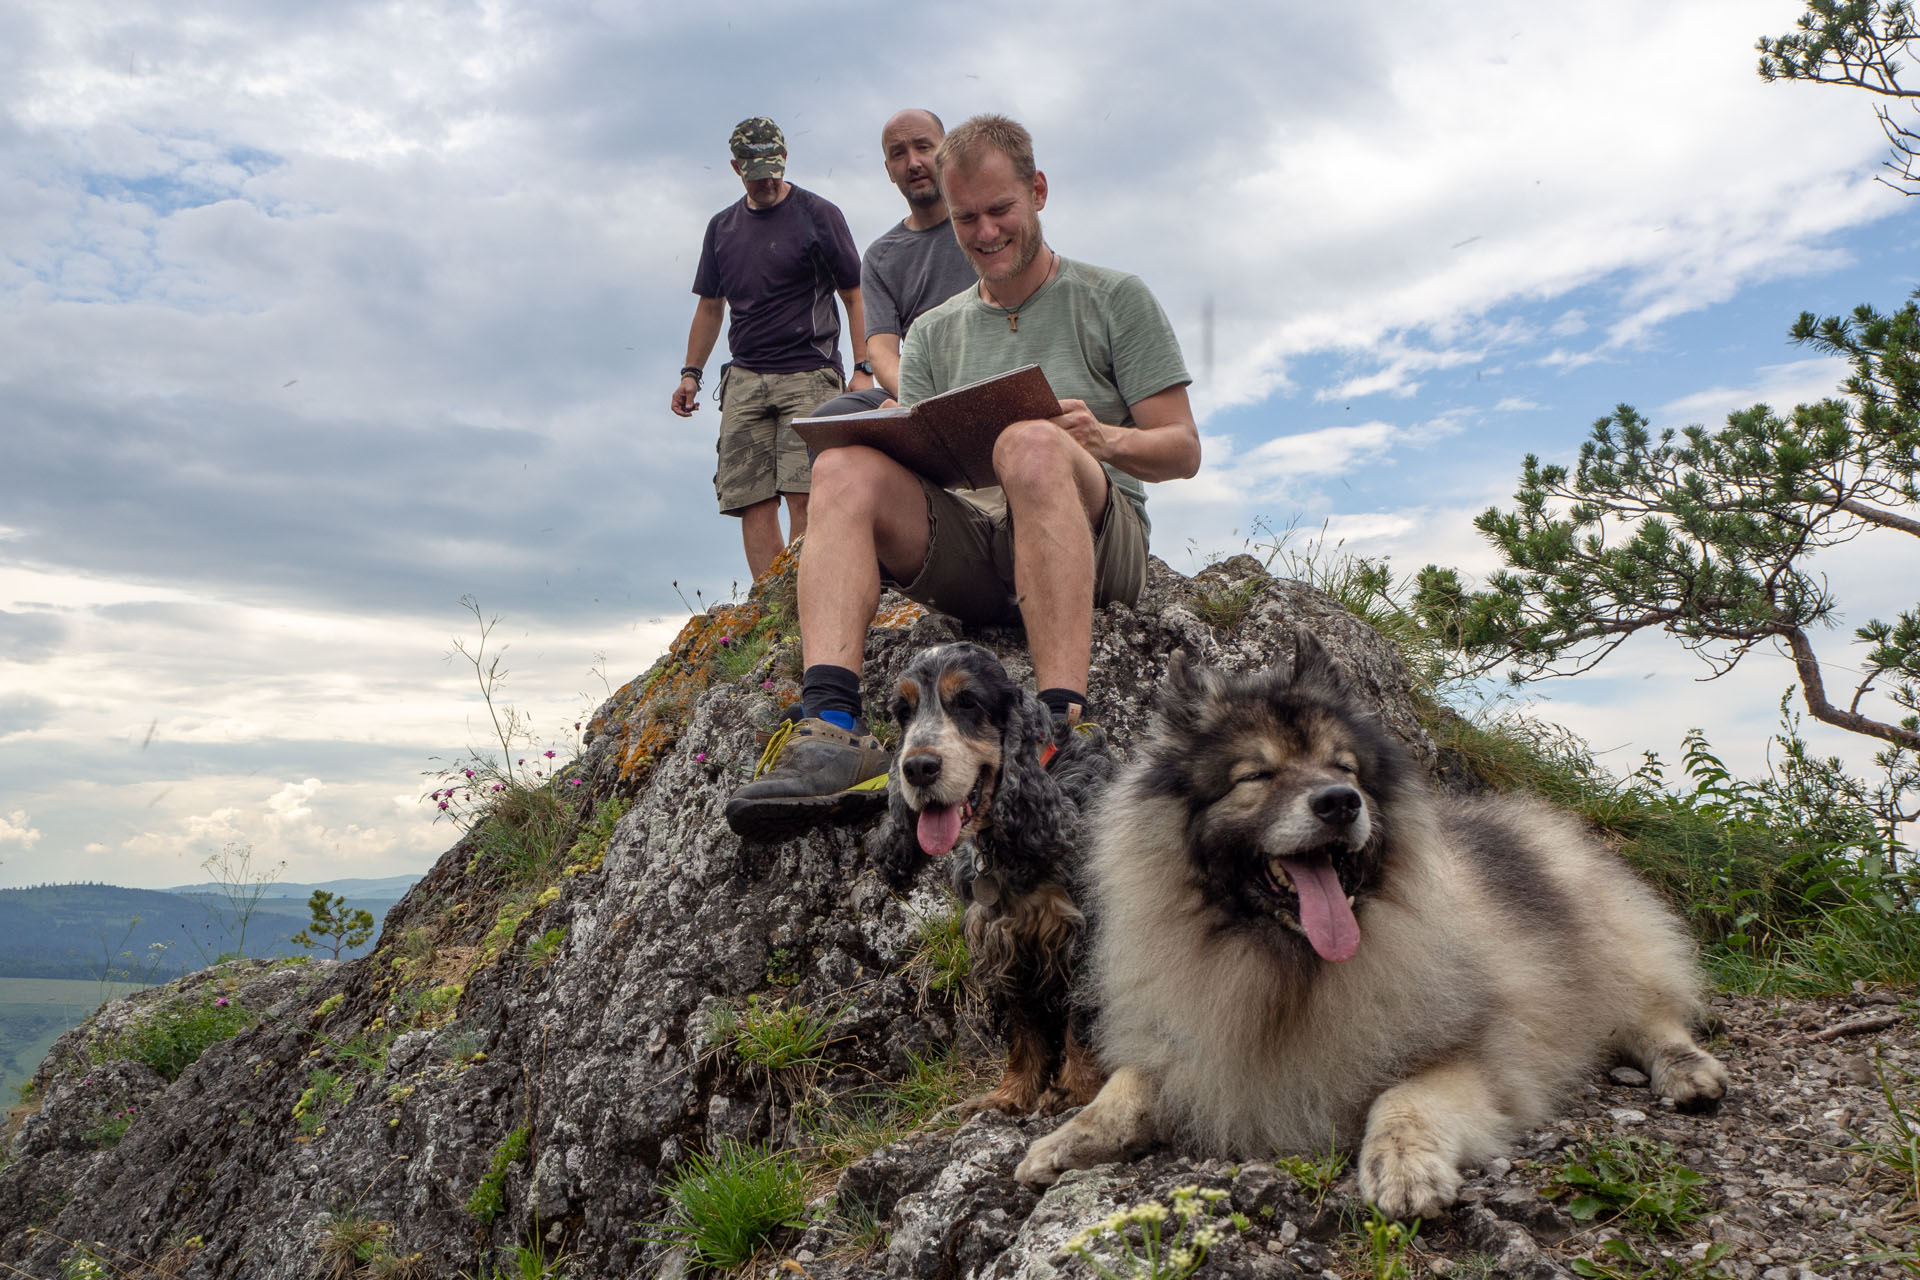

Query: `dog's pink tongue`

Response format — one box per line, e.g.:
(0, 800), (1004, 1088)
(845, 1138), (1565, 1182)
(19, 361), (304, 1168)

(917, 804), (965, 857)
(1279, 857), (1360, 962)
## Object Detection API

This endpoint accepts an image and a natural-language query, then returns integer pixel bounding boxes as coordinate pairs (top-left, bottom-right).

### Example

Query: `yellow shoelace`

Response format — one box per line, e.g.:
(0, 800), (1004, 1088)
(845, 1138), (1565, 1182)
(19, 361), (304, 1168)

(753, 716), (801, 779)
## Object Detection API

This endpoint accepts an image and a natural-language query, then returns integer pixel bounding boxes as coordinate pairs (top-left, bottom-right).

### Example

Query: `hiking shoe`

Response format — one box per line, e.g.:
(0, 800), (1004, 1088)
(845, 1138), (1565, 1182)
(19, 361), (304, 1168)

(724, 716), (892, 840)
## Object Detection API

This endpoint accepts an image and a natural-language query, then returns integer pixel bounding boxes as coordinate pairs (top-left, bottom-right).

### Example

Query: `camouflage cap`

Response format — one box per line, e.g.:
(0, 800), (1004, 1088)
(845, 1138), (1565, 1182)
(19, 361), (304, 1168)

(729, 117), (787, 179)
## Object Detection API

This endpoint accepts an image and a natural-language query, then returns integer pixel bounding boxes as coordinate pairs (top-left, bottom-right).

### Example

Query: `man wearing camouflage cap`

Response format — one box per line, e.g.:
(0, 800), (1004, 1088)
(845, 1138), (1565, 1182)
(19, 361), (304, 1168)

(672, 117), (872, 580)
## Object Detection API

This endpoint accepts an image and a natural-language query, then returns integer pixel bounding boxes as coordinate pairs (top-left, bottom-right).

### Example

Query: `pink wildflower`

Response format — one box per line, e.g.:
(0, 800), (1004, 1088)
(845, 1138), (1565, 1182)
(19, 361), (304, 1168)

(695, 752), (707, 763)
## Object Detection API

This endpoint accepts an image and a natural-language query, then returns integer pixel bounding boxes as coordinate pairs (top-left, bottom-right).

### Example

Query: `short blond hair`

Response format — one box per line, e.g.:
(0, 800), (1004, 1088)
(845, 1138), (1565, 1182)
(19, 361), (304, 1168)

(934, 113), (1036, 185)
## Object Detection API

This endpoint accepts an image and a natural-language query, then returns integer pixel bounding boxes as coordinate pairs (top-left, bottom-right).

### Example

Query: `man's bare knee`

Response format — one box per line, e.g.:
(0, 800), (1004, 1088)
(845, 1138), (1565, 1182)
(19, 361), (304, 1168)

(995, 419), (1074, 482)
(811, 446), (907, 509)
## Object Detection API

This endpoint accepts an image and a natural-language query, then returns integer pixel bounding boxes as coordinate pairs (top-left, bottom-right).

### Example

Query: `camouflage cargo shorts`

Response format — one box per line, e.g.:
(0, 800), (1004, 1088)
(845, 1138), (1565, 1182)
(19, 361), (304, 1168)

(713, 366), (842, 514)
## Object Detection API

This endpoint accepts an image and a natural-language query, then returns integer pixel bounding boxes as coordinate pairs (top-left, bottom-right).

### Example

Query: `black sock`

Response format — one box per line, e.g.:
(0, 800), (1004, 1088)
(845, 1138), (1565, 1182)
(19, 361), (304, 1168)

(802, 664), (863, 726)
(1037, 688), (1087, 723)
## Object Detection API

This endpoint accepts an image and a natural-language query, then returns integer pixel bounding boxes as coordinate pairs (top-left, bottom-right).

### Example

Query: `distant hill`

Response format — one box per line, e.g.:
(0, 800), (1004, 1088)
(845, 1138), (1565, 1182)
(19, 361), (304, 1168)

(159, 874), (422, 899)
(0, 877), (418, 979)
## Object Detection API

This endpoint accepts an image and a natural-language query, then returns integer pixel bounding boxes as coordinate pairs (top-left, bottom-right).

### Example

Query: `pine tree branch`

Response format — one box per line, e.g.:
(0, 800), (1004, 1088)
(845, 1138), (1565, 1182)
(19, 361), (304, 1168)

(1784, 625), (1920, 748)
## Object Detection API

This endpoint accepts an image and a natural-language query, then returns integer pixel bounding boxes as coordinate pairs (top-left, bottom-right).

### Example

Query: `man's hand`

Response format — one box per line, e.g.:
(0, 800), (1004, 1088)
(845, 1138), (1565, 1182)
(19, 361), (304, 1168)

(1050, 398), (1115, 462)
(671, 376), (701, 417)
(849, 368), (876, 393)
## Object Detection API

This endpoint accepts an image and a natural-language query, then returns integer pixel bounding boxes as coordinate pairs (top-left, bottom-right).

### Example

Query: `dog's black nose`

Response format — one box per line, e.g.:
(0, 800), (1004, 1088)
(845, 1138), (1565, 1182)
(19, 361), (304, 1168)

(1310, 785), (1362, 827)
(902, 752), (943, 788)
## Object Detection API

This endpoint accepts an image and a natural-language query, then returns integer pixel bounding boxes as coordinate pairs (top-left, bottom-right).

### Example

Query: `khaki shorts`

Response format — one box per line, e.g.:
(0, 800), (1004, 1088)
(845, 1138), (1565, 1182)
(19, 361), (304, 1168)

(884, 476), (1149, 626)
(713, 366), (842, 515)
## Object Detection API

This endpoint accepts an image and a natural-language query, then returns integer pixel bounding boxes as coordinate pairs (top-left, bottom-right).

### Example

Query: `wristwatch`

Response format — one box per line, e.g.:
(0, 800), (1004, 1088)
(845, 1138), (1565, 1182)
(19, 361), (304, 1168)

(853, 360), (874, 376)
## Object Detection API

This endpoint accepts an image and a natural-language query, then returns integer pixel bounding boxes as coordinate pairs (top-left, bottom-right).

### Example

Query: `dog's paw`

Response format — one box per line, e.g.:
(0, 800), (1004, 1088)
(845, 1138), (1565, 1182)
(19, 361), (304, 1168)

(1359, 1128), (1461, 1223)
(1016, 1119), (1118, 1189)
(956, 1088), (1033, 1120)
(1651, 1044), (1730, 1113)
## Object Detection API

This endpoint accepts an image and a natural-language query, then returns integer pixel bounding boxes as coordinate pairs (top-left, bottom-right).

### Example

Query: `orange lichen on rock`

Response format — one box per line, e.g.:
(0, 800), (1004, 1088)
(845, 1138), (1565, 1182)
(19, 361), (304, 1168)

(603, 601), (768, 783)
(871, 600), (926, 630)
(762, 539), (804, 581)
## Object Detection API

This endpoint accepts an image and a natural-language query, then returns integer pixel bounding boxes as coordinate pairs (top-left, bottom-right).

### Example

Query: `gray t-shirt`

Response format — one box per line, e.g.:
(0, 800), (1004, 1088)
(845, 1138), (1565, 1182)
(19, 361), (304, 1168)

(898, 256), (1190, 531)
(860, 218), (978, 339)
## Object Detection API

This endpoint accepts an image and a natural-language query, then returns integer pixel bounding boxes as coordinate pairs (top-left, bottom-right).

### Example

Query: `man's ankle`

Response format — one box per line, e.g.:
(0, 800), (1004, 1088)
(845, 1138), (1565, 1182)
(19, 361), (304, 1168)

(802, 664), (864, 730)
(1037, 687), (1086, 725)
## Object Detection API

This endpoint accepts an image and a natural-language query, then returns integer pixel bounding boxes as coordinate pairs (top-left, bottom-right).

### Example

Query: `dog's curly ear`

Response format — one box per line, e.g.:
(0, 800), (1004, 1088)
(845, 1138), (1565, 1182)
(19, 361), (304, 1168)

(984, 690), (1073, 862)
(1289, 627), (1350, 695)
(867, 760), (924, 890)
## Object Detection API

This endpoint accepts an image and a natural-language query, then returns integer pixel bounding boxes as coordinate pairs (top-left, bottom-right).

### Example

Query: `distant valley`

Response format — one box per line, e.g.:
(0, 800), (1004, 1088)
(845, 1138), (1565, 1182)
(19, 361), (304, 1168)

(0, 875), (418, 981)
(0, 875), (418, 1100)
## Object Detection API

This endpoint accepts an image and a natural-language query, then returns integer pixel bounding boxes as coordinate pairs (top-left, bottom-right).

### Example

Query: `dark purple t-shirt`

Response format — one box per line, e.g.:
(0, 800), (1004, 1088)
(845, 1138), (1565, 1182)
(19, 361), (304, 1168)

(692, 185), (862, 376)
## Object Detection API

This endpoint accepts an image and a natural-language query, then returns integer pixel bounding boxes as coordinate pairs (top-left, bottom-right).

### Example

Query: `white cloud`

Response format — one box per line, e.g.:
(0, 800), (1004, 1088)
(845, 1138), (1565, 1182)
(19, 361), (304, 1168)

(1656, 356), (1850, 428)
(0, 810), (40, 847)
(266, 778), (323, 826)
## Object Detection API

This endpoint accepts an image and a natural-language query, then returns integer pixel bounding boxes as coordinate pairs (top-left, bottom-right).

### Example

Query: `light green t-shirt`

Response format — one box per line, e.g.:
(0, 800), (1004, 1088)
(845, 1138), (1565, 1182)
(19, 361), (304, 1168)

(897, 256), (1190, 532)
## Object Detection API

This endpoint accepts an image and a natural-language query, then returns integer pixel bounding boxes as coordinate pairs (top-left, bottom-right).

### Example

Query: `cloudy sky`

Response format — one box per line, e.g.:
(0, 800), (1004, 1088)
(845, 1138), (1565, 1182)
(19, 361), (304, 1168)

(2, 1), (1915, 889)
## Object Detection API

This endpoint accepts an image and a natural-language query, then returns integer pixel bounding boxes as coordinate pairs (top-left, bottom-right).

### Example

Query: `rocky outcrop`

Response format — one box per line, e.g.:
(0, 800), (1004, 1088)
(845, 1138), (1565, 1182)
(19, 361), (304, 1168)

(1, 554), (1911, 1279)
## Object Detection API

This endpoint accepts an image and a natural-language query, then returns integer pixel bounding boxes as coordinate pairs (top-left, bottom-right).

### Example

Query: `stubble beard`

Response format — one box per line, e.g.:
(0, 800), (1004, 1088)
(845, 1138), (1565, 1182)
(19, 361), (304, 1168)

(977, 214), (1044, 287)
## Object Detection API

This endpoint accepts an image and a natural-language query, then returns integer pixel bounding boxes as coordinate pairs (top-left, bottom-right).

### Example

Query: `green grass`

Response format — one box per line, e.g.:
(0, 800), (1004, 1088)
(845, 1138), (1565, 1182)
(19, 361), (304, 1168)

(475, 782), (580, 888)
(81, 1107), (135, 1149)
(1275, 1136), (1349, 1207)
(801, 1045), (988, 1169)
(904, 896), (971, 997)
(1849, 1057), (1920, 1220)
(1193, 575), (1266, 632)
(465, 1240), (568, 1280)
(709, 995), (843, 1075)
(92, 994), (255, 1082)
(523, 927), (567, 971)
(645, 1139), (809, 1272)
(316, 1211), (428, 1279)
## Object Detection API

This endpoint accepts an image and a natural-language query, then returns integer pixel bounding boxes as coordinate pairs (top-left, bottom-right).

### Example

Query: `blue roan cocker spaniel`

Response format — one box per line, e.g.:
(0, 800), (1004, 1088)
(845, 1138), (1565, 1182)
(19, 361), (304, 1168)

(873, 642), (1116, 1115)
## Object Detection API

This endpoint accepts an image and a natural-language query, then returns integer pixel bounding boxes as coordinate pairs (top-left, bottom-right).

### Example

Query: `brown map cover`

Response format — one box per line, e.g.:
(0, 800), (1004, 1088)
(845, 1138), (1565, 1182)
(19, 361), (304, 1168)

(793, 364), (1060, 489)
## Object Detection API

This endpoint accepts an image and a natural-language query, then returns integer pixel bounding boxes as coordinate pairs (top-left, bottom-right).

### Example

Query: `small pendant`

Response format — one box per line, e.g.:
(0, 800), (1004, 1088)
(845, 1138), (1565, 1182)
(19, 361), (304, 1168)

(1008, 313), (1017, 332)
(972, 871), (1002, 906)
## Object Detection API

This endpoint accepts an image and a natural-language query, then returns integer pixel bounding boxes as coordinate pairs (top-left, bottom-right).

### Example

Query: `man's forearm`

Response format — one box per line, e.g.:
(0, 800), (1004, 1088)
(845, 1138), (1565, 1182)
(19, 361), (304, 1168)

(1099, 420), (1203, 483)
(837, 288), (869, 365)
(683, 297), (725, 370)
(867, 333), (903, 397)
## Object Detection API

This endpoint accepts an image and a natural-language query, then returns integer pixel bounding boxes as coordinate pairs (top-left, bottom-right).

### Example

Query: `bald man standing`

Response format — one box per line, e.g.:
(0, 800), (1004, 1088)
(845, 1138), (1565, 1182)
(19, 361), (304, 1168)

(812, 108), (978, 417)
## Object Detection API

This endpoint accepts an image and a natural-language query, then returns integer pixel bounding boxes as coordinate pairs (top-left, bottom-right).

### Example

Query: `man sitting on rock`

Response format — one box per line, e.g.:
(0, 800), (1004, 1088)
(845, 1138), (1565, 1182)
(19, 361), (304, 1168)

(724, 114), (1200, 840)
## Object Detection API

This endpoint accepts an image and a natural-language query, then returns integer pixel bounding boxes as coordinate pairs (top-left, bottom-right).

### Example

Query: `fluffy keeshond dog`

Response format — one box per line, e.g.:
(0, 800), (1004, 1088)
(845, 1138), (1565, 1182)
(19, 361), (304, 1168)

(1016, 632), (1729, 1220)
